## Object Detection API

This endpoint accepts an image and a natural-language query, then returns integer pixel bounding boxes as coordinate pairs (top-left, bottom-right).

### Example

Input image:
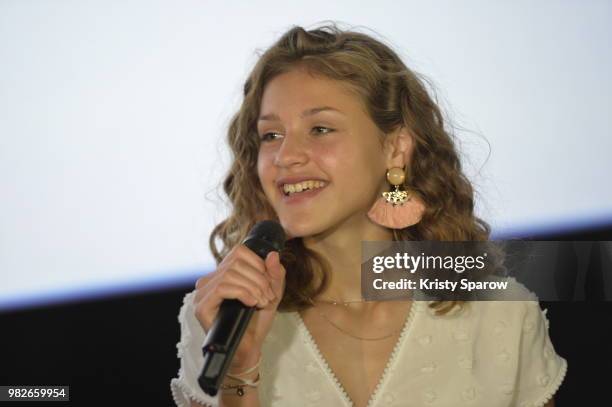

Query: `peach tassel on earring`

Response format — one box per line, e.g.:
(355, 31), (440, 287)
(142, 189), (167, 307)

(367, 166), (425, 229)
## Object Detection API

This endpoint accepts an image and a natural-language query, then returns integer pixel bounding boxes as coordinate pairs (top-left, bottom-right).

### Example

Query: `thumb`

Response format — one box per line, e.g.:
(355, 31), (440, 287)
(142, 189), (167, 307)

(265, 251), (286, 296)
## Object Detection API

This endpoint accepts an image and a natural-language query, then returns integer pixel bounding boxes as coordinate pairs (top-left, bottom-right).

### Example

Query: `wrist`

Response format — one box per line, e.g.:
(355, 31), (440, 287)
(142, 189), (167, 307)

(221, 369), (259, 386)
(221, 353), (262, 398)
(228, 349), (261, 374)
(220, 372), (260, 397)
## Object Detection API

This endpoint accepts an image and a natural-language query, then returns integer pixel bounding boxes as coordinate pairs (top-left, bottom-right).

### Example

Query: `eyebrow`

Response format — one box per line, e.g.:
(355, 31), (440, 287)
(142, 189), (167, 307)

(258, 106), (345, 122)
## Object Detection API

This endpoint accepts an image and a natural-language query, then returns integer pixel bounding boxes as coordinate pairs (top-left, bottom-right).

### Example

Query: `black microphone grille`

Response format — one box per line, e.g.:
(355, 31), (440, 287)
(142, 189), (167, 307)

(244, 220), (286, 252)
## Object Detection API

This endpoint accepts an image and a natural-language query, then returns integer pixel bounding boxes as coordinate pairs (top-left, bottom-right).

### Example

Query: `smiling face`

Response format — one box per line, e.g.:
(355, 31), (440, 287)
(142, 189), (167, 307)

(256, 67), (392, 239)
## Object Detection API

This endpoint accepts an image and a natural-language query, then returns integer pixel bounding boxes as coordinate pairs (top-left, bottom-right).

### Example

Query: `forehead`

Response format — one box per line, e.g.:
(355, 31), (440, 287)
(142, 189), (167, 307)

(259, 68), (365, 116)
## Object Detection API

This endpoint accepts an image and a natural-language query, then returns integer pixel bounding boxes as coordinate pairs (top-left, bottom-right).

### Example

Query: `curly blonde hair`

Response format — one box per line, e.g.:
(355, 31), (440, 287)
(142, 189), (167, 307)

(209, 23), (491, 314)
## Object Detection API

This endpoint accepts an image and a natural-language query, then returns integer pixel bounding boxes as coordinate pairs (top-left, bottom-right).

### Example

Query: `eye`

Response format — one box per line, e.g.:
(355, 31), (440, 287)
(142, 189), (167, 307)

(259, 127), (334, 142)
(259, 132), (282, 142)
(312, 126), (334, 135)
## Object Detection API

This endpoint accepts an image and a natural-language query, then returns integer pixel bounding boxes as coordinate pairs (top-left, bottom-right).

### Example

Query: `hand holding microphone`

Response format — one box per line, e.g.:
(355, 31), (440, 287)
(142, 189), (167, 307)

(192, 221), (286, 396)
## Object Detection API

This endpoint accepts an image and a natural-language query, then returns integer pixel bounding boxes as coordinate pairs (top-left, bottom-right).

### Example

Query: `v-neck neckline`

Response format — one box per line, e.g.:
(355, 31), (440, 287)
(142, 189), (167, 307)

(293, 300), (420, 407)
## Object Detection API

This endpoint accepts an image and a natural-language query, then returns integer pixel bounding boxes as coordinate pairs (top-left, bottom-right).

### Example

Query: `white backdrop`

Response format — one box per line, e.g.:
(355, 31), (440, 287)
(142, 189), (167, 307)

(1, 0), (610, 310)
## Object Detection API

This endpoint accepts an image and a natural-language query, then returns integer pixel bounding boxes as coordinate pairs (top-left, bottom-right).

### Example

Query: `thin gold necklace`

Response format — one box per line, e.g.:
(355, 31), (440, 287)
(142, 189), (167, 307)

(312, 303), (402, 341)
(314, 298), (372, 306)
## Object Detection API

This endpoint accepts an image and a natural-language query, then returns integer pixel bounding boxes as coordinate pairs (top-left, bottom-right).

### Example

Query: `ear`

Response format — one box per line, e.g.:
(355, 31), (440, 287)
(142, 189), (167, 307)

(383, 126), (414, 169)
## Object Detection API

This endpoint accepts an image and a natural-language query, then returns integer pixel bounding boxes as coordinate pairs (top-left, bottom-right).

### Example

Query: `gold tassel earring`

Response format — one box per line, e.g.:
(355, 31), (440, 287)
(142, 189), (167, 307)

(367, 166), (425, 229)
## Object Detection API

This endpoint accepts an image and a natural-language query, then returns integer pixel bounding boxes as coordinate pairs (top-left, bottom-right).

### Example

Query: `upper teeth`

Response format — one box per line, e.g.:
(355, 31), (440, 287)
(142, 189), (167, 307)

(282, 180), (326, 194)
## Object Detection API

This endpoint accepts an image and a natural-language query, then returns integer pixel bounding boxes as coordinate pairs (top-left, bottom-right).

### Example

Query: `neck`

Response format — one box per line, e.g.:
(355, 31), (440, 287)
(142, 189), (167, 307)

(303, 214), (393, 302)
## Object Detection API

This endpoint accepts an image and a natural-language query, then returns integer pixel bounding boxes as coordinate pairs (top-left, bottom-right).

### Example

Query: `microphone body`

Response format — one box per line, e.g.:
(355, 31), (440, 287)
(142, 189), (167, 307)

(197, 221), (285, 396)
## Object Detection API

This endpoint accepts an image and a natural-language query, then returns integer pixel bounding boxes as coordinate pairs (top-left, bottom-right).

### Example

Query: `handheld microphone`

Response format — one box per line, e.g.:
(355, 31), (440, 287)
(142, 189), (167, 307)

(197, 220), (286, 396)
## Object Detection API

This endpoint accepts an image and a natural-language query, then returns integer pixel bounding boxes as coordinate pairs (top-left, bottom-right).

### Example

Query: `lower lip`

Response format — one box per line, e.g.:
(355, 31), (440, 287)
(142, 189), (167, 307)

(280, 186), (327, 204)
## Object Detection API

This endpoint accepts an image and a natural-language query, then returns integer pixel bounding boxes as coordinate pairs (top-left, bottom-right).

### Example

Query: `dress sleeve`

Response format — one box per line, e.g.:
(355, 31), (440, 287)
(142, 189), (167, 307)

(514, 301), (568, 407)
(170, 290), (220, 407)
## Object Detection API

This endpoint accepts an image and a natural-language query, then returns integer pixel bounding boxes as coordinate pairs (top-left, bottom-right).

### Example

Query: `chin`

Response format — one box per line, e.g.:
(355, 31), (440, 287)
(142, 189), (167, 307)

(279, 217), (326, 240)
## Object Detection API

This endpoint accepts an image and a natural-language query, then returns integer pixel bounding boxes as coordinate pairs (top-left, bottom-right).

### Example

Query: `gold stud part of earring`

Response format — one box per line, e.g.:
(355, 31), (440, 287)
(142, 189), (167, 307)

(386, 167), (405, 186)
(383, 167), (409, 205)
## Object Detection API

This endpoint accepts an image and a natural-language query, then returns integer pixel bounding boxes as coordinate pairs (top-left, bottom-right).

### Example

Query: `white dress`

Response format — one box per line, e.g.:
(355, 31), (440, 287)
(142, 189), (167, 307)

(170, 284), (567, 407)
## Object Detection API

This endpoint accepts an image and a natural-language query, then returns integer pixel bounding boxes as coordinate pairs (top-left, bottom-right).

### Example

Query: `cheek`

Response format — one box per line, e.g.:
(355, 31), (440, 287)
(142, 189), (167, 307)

(314, 142), (383, 192)
(256, 151), (265, 179)
(257, 147), (273, 173)
(257, 150), (275, 193)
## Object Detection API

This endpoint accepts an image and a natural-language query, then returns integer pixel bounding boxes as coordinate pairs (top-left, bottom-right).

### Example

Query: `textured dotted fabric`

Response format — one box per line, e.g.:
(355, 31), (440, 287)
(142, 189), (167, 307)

(171, 284), (567, 407)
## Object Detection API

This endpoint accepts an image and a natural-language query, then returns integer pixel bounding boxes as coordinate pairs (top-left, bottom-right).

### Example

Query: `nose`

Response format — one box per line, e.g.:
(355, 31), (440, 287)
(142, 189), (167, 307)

(273, 133), (309, 168)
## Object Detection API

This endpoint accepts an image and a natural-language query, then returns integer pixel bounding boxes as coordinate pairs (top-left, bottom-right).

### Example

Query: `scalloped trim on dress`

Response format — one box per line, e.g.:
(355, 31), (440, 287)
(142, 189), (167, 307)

(171, 377), (217, 407)
(366, 300), (421, 407)
(293, 300), (421, 407)
(532, 357), (568, 407)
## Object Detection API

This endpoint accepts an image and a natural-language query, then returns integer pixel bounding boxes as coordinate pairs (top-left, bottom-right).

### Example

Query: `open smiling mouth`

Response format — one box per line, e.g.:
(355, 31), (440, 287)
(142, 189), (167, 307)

(279, 180), (328, 203)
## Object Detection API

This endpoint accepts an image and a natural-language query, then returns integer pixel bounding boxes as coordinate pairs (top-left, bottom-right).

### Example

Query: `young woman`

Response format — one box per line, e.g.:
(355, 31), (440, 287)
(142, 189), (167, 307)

(171, 24), (567, 407)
